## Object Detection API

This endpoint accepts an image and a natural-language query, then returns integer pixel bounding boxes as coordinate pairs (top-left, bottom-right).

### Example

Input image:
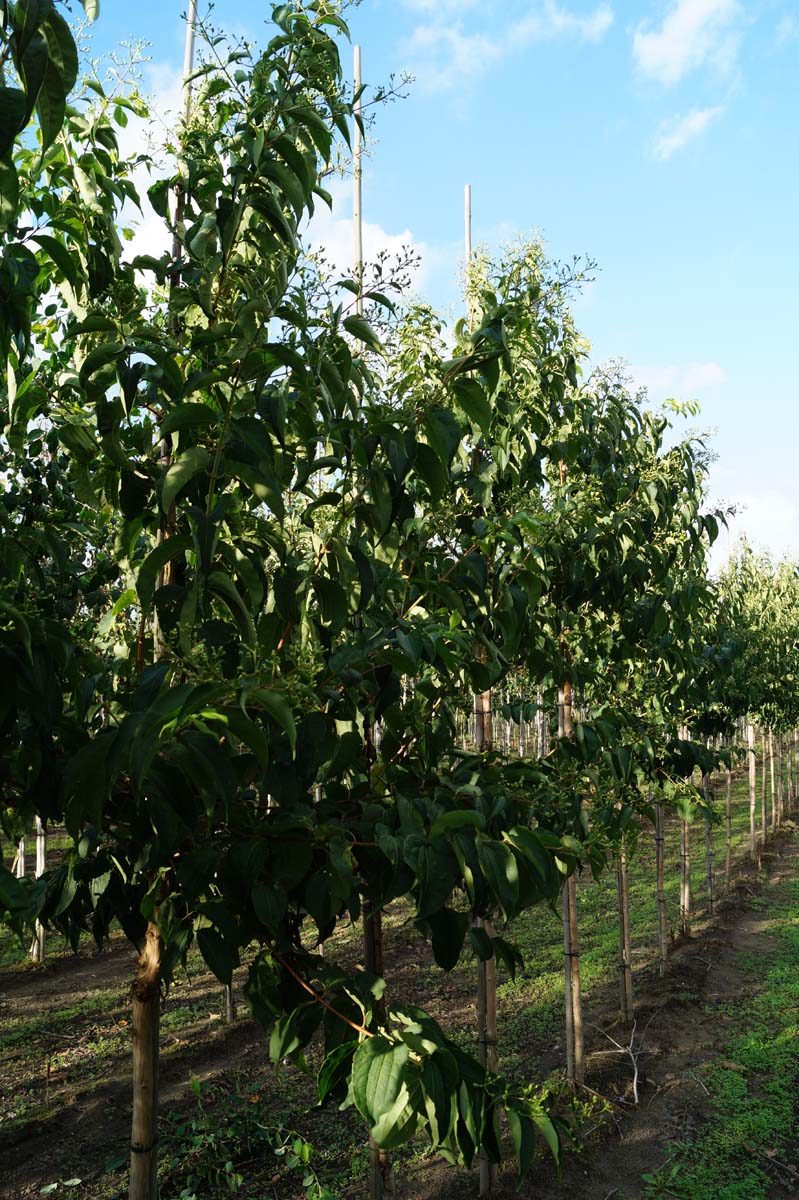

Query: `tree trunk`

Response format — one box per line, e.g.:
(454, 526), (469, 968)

(747, 723), (757, 859)
(129, 922), (162, 1200)
(616, 840), (633, 1023)
(680, 818), (691, 936)
(655, 804), (668, 976)
(15, 836), (25, 880)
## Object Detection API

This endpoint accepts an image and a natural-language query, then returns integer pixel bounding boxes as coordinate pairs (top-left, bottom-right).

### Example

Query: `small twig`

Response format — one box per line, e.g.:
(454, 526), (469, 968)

(687, 1070), (709, 1095)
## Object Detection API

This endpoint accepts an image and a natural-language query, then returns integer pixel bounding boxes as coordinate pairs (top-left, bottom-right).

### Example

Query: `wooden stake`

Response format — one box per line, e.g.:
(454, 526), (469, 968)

(769, 729), (776, 833)
(777, 733), (785, 826)
(353, 45), (363, 316)
(725, 765), (732, 892)
(616, 840), (633, 1024)
(31, 816), (45, 963)
(680, 818), (691, 937)
(747, 722), (757, 859)
(761, 730), (767, 850)
(702, 773), (715, 916)
(655, 804), (668, 976)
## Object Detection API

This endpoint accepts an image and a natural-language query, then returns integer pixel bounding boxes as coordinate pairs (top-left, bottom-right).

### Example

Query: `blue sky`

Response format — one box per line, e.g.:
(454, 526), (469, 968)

(88, 1), (799, 567)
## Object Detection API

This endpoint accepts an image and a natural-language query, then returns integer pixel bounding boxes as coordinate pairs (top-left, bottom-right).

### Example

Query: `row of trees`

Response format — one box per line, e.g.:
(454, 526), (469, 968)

(1, 3), (798, 1198)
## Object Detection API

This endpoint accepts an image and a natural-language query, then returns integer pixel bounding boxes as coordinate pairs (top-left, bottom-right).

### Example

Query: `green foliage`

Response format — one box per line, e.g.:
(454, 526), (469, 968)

(160, 1077), (336, 1199)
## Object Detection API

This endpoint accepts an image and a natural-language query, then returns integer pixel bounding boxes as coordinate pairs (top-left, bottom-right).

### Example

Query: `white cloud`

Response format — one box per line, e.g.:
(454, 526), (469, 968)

(633, 0), (742, 86)
(776, 14), (799, 44)
(709, 488), (799, 574)
(117, 62), (185, 264)
(305, 177), (429, 290)
(651, 105), (724, 160)
(405, 23), (504, 92)
(405, 2), (614, 93)
(630, 361), (726, 398)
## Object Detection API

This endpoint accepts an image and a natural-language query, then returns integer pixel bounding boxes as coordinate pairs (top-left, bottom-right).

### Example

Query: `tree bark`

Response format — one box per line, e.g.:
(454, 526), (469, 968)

(223, 985), (236, 1024)
(129, 922), (162, 1200)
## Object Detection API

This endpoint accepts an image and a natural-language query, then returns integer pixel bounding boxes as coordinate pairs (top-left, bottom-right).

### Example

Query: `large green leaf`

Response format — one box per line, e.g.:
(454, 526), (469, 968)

(161, 446), (210, 512)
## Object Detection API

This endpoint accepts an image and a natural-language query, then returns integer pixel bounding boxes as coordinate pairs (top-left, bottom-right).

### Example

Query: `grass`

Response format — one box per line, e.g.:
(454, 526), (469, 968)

(641, 869), (799, 1200)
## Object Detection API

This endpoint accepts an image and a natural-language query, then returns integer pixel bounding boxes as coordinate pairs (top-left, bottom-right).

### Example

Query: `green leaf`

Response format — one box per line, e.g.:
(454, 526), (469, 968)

(79, 0), (100, 20)
(426, 907), (468, 971)
(197, 926), (238, 986)
(161, 446), (210, 512)
(31, 233), (79, 289)
(206, 571), (256, 648)
(317, 1041), (355, 1105)
(136, 533), (192, 611)
(429, 809), (482, 838)
(507, 1106), (535, 1179)
(351, 1036), (410, 1124)
(35, 56), (67, 150)
(161, 403), (217, 437)
(452, 378), (492, 436)
(42, 10), (79, 94)
(476, 840), (520, 920)
(244, 688), (297, 754)
(424, 408), (461, 465)
(343, 314), (383, 353)
(0, 156), (19, 230)
(468, 925), (493, 962)
(0, 88), (27, 157)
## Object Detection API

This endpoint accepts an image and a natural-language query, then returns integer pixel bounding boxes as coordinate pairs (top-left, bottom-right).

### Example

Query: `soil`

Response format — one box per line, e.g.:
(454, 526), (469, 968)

(1, 832), (796, 1200)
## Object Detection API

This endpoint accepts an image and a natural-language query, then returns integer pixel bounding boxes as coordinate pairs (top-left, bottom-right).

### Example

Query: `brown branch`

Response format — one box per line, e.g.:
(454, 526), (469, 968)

(273, 952), (373, 1039)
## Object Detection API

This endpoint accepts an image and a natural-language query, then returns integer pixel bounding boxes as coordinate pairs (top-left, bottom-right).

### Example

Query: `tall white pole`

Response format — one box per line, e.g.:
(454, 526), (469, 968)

(32, 817), (45, 963)
(183, 0), (199, 123)
(464, 182), (472, 263)
(353, 45), (364, 315)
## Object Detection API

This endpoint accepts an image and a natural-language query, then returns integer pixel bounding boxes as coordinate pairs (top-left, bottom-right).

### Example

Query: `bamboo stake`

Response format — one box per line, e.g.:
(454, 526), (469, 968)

(761, 730), (767, 850)
(725, 764), (732, 892)
(353, 45), (363, 316)
(702, 774), (715, 917)
(777, 733), (785, 826)
(15, 837), (25, 880)
(559, 683), (584, 1082)
(679, 817), (691, 937)
(769, 729), (776, 833)
(31, 817), (45, 963)
(747, 722), (757, 859)
(616, 839), (633, 1024)
(655, 804), (668, 976)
